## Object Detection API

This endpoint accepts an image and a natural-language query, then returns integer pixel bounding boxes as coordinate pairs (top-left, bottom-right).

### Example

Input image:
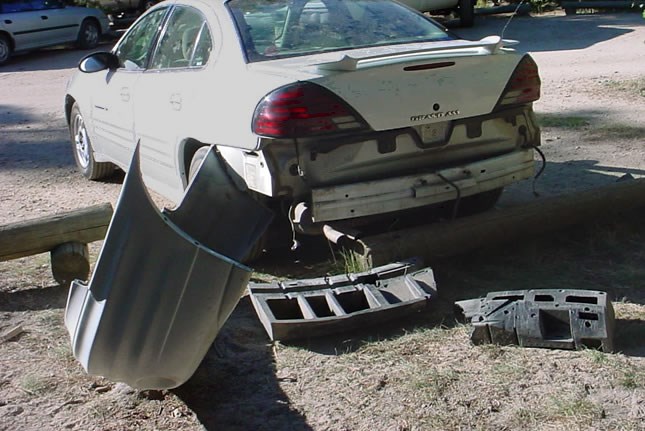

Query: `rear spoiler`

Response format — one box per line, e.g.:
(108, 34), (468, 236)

(316, 36), (518, 72)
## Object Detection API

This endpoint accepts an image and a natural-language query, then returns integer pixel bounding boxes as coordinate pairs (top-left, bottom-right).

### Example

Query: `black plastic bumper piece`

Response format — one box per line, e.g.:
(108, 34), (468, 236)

(249, 259), (437, 341)
(455, 289), (614, 352)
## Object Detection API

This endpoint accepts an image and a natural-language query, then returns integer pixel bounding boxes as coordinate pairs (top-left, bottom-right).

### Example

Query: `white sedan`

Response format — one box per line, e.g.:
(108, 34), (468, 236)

(0, 0), (110, 65)
(65, 0), (541, 257)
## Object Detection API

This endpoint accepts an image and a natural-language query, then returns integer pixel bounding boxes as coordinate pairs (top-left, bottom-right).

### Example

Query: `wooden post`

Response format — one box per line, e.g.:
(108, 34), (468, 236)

(350, 178), (645, 268)
(51, 242), (91, 287)
(0, 203), (112, 262)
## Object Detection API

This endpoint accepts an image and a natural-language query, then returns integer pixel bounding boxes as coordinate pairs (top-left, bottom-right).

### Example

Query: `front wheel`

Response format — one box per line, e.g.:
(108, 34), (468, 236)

(69, 103), (115, 180)
(77, 19), (100, 49)
(457, 0), (475, 28)
(0, 35), (12, 66)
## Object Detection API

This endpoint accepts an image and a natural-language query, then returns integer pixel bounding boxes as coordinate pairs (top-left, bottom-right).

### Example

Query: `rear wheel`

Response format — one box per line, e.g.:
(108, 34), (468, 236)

(77, 19), (100, 49)
(457, 0), (475, 27)
(457, 188), (503, 216)
(0, 34), (11, 66)
(70, 103), (115, 180)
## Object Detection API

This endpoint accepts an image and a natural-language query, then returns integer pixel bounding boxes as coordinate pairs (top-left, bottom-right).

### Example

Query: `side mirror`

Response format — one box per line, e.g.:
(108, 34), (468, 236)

(79, 52), (120, 73)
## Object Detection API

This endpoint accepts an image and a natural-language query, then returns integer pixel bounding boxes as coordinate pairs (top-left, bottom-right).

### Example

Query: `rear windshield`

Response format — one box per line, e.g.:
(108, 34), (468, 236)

(227, 0), (452, 62)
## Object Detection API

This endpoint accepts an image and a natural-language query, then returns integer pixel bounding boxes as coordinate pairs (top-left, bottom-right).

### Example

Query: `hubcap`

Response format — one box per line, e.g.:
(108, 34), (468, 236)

(84, 25), (98, 46)
(73, 114), (90, 169)
(0, 40), (9, 62)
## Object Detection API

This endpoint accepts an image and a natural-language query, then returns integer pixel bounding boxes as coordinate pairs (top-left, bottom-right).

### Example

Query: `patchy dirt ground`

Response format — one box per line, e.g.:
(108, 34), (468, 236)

(1, 10), (645, 431)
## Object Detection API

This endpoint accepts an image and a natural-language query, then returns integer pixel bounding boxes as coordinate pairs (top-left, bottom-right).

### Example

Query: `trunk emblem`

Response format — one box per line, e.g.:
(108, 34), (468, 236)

(410, 110), (460, 122)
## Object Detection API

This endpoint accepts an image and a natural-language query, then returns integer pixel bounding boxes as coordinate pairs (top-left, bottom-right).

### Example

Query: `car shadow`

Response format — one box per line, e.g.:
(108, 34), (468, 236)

(0, 104), (38, 126)
(452, 13), (640, 52)
(173, 296), (314, 431)
(0, 283), (68, 311)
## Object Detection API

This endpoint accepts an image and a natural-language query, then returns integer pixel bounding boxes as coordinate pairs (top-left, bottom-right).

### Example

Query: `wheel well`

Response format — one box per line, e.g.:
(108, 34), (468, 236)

(0, 31), (14, 51)
(64, 96), (76, 126)
(181, 139), (207, 187)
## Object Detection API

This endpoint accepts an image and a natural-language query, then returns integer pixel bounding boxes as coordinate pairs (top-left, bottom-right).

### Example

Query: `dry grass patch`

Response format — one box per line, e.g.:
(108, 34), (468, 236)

(602, 76), (645, 98)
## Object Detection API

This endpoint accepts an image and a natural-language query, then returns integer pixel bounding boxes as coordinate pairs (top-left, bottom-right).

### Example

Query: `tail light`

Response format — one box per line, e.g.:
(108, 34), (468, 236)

(252, 82), (369, 138)
(495, 55), (541, 109)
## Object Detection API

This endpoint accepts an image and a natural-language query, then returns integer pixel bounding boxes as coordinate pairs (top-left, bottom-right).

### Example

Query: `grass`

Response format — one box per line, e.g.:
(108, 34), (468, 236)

(20, 374), (55, 396)
(586, 124), (645, 142)
(411, 369), (459, 397)
(602, 76), (645, 97)
(549, 396), (603, 422)
(329, 247), (369, 274)
(537, 114), (591, 129)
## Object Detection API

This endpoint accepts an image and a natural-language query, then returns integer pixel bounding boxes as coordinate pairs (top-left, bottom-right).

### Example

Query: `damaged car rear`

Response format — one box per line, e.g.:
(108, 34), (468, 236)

(65, 0), (541, 259)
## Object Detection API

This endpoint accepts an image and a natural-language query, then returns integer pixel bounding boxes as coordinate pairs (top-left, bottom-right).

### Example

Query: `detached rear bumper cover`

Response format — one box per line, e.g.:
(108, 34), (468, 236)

(65, 145), (271, 390)
(311, 148), (535, 221)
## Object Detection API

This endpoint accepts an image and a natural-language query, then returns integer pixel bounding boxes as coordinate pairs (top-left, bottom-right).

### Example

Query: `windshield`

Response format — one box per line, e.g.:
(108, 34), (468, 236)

(227, 0), (452, 62)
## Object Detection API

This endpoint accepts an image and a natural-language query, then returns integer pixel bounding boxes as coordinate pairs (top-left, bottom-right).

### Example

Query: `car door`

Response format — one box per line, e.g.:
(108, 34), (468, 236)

(36, 0), (82, 44)
(89, 7), (168, 169)
(133, 5), (214, 201)
(0, 0), (51, 50)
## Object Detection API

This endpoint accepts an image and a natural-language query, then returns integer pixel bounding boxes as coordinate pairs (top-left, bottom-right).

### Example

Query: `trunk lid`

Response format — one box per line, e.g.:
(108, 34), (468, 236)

(248, 37), (523, 132)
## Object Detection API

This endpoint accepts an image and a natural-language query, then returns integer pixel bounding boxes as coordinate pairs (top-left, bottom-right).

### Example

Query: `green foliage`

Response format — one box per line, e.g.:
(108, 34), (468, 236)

(536, 114), (590, 129)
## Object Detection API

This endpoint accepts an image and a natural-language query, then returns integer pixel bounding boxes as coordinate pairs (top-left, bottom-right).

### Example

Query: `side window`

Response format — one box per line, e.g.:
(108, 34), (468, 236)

(191, 24), (212, 67)
(115, 8), (167, 70)
(149, 6), (212, 70)
(42, 0), (64, 10)
(0, 0), (35, 13)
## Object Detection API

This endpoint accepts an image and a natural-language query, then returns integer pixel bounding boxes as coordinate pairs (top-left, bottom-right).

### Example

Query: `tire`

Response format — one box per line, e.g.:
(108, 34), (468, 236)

(188, 146), (268, 263)
(0, 34), (11, 66)
(188, 146), (210, 183)
(69, 103), (115, 180)
(77, 19), (100, 49)
(457, 188), (503, 216)
(457, 0), (475, 28)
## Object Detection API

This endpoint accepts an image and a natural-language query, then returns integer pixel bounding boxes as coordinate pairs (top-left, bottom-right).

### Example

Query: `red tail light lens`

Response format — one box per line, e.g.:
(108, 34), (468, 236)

(495, 55), (541, 109)
(252, 82), (368, 138)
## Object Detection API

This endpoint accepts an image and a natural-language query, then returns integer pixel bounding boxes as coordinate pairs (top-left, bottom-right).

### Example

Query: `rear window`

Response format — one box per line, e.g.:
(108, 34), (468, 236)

(227, 0), (451, 63)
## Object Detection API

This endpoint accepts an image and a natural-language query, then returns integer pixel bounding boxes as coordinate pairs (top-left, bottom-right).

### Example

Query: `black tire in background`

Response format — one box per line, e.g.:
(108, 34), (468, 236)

(458, 0), (475, 27)
(0, 34), (12, 66)
(77, 19), (100, 49)
(69, 103), (115, 180)
(457, 187), (503, 216)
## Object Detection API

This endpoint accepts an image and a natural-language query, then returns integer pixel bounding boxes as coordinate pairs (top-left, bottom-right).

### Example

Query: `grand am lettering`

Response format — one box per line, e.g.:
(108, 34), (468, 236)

(410, 110), (460, 121)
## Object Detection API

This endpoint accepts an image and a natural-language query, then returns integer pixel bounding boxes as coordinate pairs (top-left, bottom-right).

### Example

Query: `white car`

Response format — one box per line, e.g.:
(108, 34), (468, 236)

(65, 0), (541, 257)
(0, 0), (110, 65)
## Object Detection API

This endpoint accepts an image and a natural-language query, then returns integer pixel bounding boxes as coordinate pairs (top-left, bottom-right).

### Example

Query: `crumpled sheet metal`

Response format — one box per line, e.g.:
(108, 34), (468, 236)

(249, 258), (437, 341)
(65, 145), (270, 389)
(455, 289), (614, 352)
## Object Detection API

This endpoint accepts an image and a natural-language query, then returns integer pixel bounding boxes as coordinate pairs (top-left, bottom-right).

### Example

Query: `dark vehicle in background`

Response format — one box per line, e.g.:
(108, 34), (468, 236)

(0, 0), (109, 65)
(93, 0), (163, 28)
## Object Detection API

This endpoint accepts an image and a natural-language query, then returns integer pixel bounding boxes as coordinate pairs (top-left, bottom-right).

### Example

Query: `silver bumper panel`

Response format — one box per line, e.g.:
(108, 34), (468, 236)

(65, 145), (270, 389)
(311, 148), (535, 222)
